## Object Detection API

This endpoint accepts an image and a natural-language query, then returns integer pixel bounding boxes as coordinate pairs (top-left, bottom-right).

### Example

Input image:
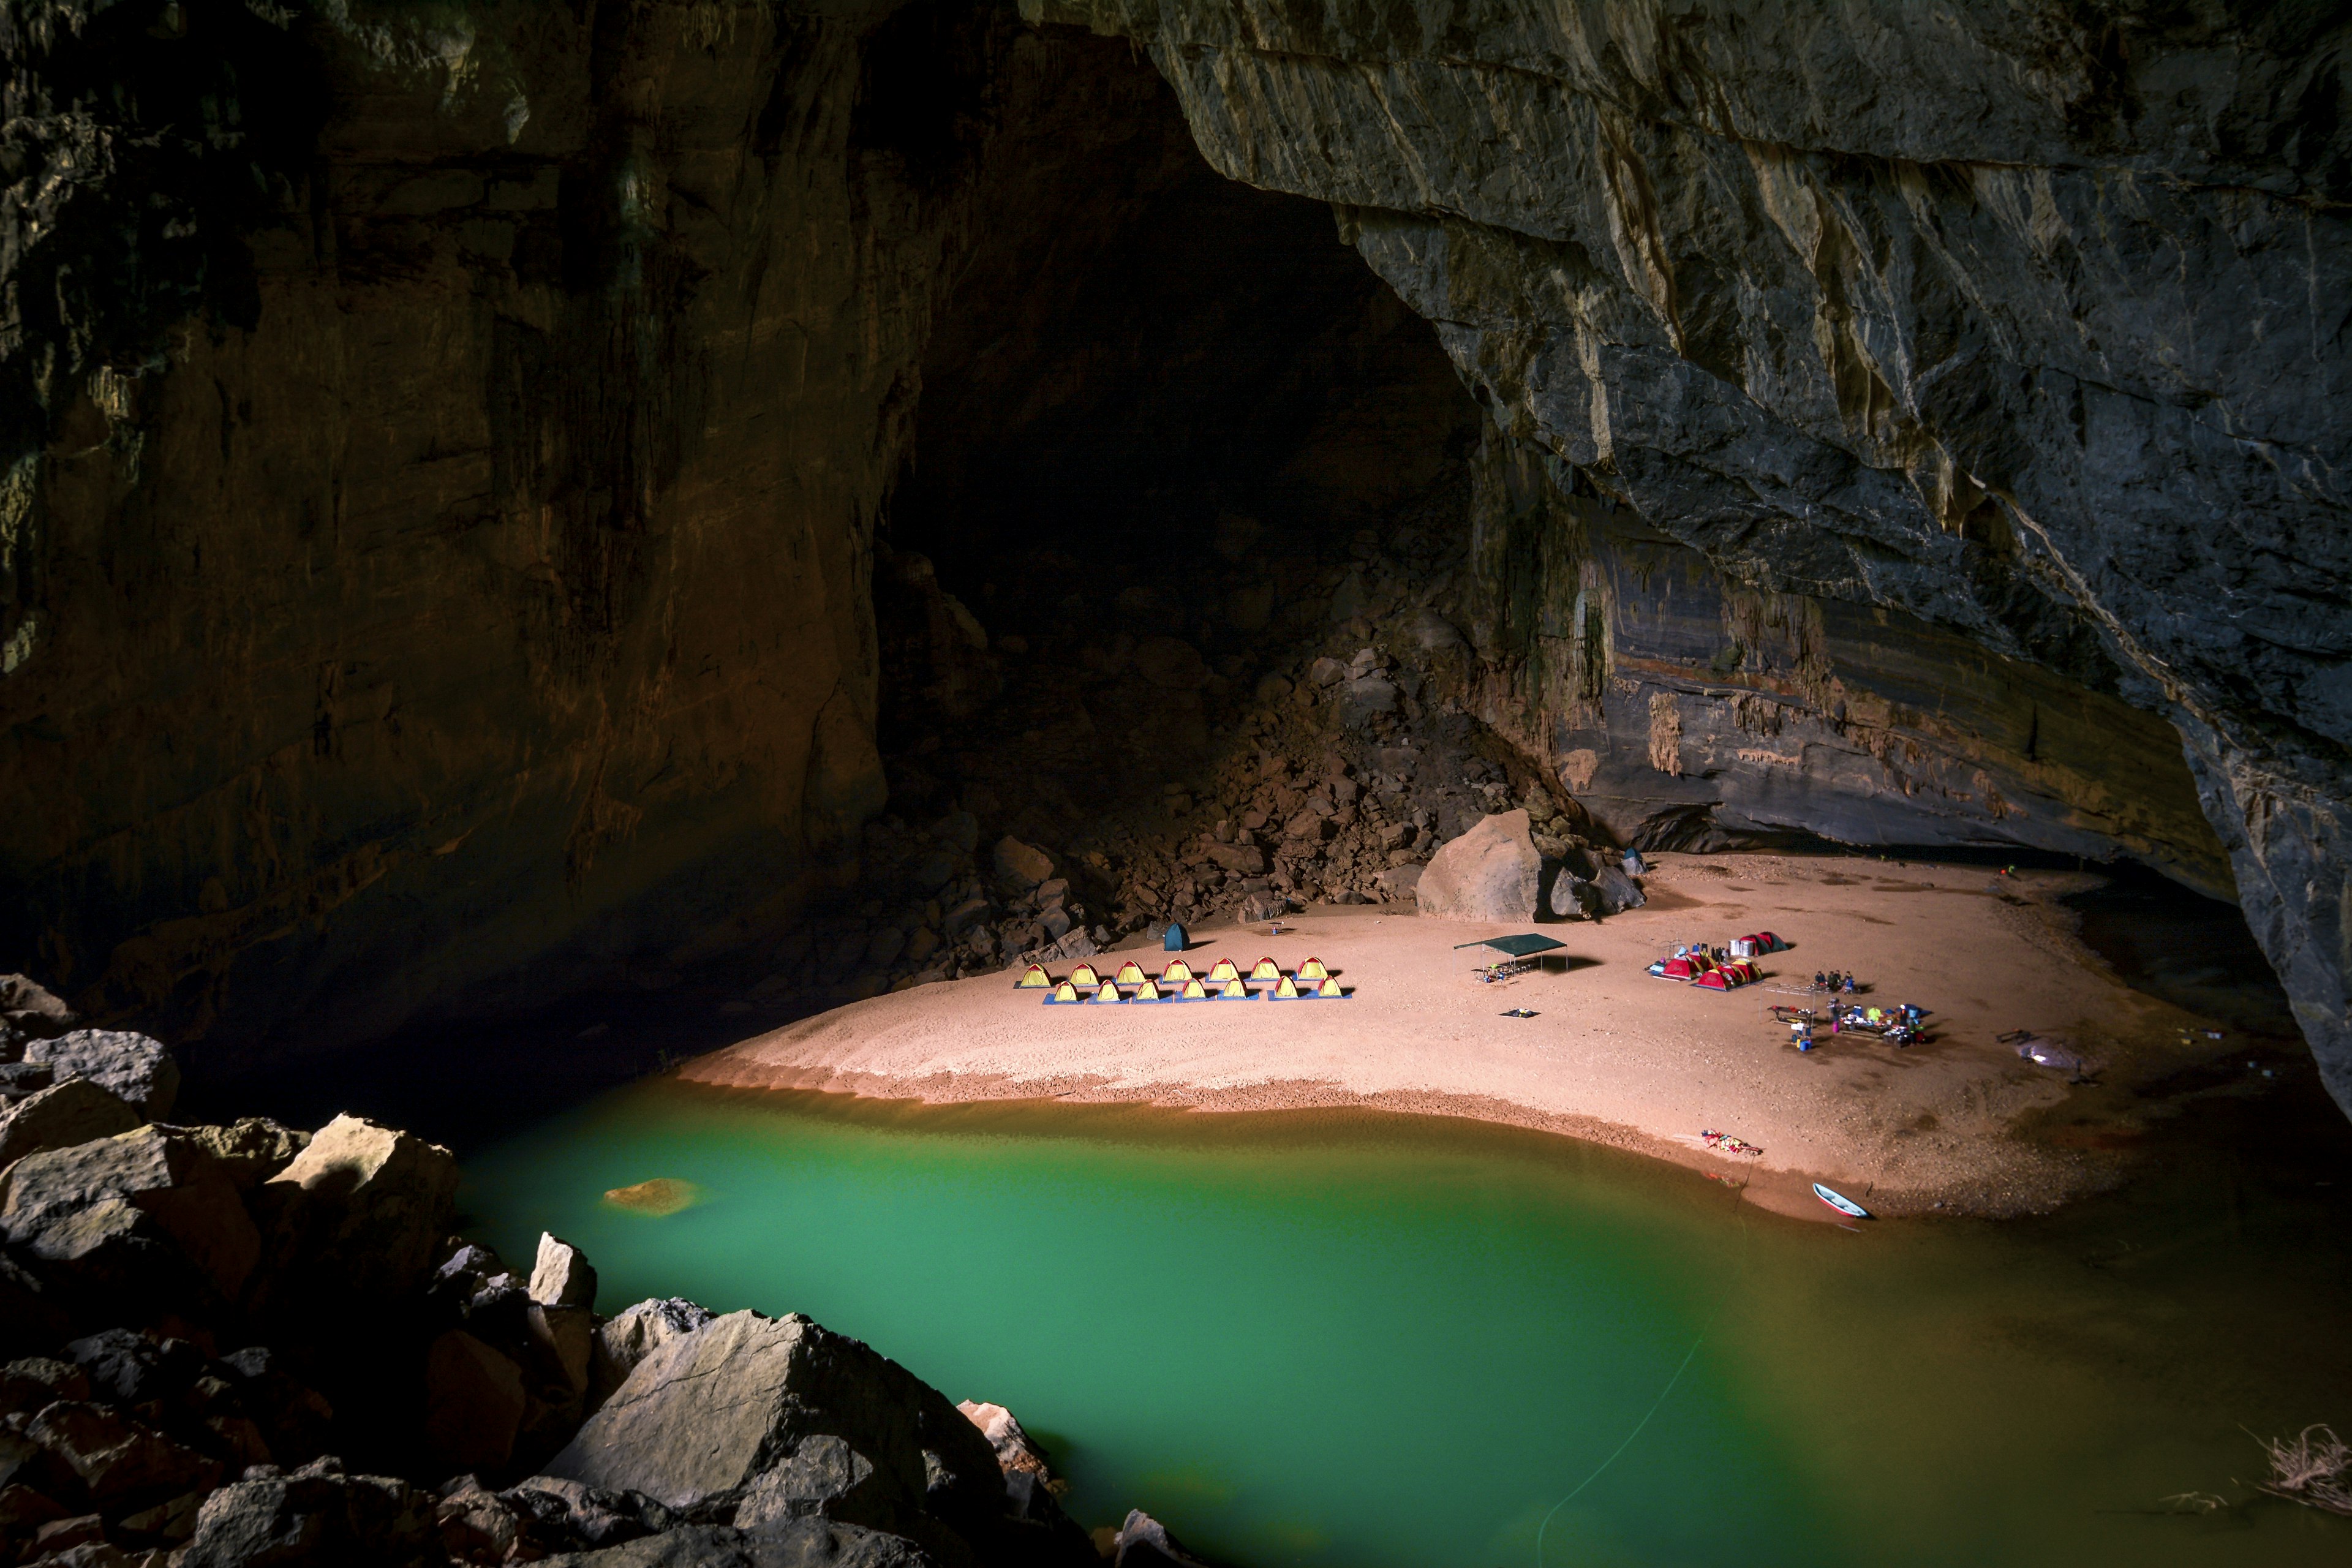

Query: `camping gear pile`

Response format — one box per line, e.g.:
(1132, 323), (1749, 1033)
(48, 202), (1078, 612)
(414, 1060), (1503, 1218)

(1828, 1001), (1927, 1046)
(1646, 944), (1762, 990)
(1019, 955), (1349, 1002)
(1700, 1129), (1764, 1157)
(1725, 931), (1788, 958)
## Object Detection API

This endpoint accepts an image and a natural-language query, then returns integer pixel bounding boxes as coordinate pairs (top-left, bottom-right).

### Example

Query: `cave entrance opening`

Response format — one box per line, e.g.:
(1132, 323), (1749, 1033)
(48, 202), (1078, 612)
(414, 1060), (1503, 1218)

(860, 28), (1490, 976)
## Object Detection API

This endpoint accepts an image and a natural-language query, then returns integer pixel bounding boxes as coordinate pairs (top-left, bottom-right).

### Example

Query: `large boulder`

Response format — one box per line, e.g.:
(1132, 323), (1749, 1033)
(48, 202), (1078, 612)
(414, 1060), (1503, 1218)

(0, 1126), (260, 1302)
(953, 1402), (1055, 1488)
(177, 1461), (437, 1568)
(0, 1079), (142, 1170)
(543, 1314), (908, 1517)
(1414, 811), (1542, 922)
(1591, 865), (1647, 915)
(543, 1312), (935, 1524)
(255, 1115), (458, 1305)
(183, 1120), (309, 1191)
(21, 1033), (178, 1121)
(0, 976), (78, 1039)
(1112, 1510), (1218, 1567)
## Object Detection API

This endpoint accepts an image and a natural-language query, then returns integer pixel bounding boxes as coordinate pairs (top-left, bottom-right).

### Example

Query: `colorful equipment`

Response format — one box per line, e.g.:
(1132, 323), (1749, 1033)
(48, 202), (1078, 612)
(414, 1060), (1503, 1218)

(1163, 921), (1188, 952)
(1180, 978), (1210, 1001)
(1314, 976), (1347, 999)
(1814, 1183), (1871, 1219)
(1133, 979), (1163, 1002)
(1271, 973), (1303, 999)
(1298, 957), (1329, 980)
(1091, 981), (1125, 1004)
(1217, 979), (1251, 1000)
(1115, 960), (1147, 986)
(1015, 963), (1051, 989)
(1069, 962), (1101, 988)
(1250, 957), (1283, 980)
(1044, 981), (1082, 1005)
(1207, 957), (1241, 982)
(1162, 959), (1194, 984)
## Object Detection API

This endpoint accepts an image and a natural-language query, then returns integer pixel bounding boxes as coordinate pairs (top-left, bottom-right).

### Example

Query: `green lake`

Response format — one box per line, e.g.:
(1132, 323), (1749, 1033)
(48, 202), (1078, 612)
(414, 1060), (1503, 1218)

(461, 1080), (2350, 1567)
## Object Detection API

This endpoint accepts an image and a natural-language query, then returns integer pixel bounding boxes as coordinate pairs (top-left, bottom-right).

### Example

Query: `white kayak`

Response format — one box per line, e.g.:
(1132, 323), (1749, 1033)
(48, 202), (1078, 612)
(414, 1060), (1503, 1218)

(1813, 1182), (1871, 1219)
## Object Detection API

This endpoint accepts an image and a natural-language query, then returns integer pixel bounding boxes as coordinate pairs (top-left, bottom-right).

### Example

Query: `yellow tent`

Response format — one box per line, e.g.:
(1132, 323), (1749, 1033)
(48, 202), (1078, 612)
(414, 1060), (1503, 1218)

(1016, 963), (1052, 989)
(1180, 978), (1209, 1000)
(1250, 957), (1283, 981)
(1298, 957), (1329, 981)
(1115, 960), (1147, 986)
(1218, 978), (1250, 999)
(1207, 957), (1241, 982)
(1070, 962), (1101, 988)
(1272, 974), (1302, 999)
(1315, 976), (1346, 998)
(1133, 978), (1162, 1002)
(1162, 959), (1194, 984)
(1092, 981), (1124, 1004)
(1048, 981), (1081, 1003)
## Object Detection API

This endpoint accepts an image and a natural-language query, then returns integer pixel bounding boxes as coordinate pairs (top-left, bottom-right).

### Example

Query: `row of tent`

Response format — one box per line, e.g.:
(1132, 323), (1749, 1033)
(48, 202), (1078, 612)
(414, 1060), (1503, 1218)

(1017, 956), (1350, 1003)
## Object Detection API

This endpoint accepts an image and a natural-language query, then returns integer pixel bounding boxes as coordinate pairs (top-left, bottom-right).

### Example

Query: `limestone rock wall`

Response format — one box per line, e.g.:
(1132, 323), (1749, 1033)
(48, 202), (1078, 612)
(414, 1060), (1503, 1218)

(1031, 0), (2352, 1114)
(0, 0), (986, 1060)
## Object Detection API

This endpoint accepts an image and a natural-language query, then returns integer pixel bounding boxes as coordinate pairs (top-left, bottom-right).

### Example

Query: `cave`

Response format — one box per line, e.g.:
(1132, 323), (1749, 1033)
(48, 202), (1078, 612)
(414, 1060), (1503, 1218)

(0, 3), (2348, 1563)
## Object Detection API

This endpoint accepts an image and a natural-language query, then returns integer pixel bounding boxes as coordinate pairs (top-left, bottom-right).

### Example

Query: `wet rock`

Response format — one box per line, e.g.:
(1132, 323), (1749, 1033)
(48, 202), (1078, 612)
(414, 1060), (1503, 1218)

(0, 1126), (259, 1302)
(423, 1332), (526, 1475)
(255, 1115), (458, 1304)
(1414, 811), (1542, 922)
(20, 1035), (178, 1122)
(0, 1080), (143, 1170)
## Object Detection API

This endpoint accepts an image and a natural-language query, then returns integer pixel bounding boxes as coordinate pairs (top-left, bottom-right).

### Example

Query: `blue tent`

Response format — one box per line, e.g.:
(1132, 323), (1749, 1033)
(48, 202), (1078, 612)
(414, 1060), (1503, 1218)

(1163, 921), (1188, 952)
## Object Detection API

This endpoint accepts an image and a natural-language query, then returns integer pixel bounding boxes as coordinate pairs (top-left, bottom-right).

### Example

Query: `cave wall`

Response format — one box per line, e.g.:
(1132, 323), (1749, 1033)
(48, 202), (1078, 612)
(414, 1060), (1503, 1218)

(1031, 0), (2352, 1114)
(0, 0), (1008, 1060)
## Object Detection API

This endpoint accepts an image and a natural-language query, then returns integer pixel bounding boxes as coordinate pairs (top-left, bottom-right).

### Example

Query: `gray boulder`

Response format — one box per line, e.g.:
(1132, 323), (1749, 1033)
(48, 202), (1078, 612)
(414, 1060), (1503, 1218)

(0, 1079), (142, 1170)
(1591, 866), (1647, 915)
(1337, 676), (1399, 728)
(178, 1461), (436, 1567)
(544, 1312), (933, 1523)
(1113, 1510), (1217, 1567)
(0, 1126), (260, 1301)
(539, 1521), (937, 1567)
(532, 1232), (599, 1310)
(1414, 811), (1542, 922)
(22, 1033), (178, 1120)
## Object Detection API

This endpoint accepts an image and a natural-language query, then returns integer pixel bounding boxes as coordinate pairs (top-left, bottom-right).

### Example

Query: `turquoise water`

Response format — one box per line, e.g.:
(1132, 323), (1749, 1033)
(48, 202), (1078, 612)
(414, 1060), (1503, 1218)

(462, 1083), (2350, 1567)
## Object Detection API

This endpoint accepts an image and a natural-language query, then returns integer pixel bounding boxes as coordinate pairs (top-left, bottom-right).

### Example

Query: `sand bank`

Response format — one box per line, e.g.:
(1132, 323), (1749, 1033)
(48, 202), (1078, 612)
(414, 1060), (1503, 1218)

(683, 854), (2247, 1219)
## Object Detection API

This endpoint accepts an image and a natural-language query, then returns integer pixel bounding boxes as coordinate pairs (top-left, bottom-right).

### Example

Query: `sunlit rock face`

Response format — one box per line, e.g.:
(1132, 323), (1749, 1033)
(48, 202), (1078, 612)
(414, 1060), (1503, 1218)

(1032, 0), (2352, 1114)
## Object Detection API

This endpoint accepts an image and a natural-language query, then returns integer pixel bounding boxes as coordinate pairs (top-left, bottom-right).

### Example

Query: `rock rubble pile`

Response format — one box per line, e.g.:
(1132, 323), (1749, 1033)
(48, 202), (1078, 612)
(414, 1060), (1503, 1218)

(0, 989), (1212, 1567)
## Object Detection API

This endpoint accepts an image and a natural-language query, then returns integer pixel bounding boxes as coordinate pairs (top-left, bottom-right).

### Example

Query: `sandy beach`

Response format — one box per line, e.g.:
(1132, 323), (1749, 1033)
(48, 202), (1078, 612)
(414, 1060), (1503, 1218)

(683, 853), (2245, 1220)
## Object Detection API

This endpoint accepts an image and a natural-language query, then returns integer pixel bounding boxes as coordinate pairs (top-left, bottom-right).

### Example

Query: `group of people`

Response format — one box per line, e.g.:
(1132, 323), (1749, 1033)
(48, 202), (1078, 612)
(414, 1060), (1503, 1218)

(1787, 996), (1926, 1050)
(1812, 970), (1858, 993)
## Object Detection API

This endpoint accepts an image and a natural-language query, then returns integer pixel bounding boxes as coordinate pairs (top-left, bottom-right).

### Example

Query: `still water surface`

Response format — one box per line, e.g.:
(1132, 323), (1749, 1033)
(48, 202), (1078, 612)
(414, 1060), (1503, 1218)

(463, 1082), (2348, 1567)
